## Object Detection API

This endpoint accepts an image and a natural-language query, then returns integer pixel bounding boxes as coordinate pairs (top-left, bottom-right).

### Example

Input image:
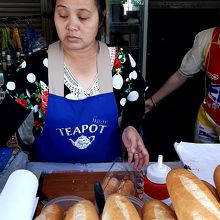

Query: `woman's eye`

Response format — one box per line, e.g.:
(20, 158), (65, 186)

(79, 17), (88, 21)
(60, 15), (68, 19)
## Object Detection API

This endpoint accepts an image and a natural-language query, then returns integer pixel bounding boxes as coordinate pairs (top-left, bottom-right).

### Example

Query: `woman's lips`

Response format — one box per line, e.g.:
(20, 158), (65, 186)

(66, 35), (80, 42)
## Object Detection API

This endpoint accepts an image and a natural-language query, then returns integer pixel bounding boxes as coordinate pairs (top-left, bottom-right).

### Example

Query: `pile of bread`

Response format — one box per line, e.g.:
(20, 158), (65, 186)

(102, 176), (135, 196)
(34, 164), (220, 220)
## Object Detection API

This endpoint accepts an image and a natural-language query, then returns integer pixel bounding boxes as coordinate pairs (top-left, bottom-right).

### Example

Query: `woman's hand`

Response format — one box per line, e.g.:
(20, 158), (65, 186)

(122, 126), (149, 170)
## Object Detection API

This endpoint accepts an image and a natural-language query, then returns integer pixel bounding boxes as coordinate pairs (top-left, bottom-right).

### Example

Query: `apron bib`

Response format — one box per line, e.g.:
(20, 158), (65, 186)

(202, 27), (220, 126)
(35, 41), (121, 163)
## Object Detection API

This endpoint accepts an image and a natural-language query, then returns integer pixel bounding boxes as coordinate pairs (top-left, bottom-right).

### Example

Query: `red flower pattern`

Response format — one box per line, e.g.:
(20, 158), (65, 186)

(16, 98), (28, 107)
(34, 120), (42, 129)
(113, 58), (121, 69)
(40, 90), (48, 116)
(42, 90), (48, 104)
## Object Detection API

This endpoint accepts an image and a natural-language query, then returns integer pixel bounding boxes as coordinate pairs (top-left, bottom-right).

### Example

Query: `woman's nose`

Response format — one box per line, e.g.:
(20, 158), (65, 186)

(67, 18), (79, 31)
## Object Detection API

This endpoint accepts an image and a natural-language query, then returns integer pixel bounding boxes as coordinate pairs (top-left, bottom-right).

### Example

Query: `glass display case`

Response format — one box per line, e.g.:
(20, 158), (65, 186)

(105, 0), (148, 78)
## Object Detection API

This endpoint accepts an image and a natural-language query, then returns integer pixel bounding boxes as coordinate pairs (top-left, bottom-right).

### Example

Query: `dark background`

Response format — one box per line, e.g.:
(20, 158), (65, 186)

(143, 8), (220, 161)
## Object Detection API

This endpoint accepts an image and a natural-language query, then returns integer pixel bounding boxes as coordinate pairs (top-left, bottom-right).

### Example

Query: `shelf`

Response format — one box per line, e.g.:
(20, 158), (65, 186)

(105, 1), (147, 76)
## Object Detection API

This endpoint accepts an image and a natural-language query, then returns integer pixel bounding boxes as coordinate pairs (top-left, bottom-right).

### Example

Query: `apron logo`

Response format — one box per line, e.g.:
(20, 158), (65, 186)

(69, 135), (95, 149)
(207, 72), (219, 81)
(208, 84), (220, 103)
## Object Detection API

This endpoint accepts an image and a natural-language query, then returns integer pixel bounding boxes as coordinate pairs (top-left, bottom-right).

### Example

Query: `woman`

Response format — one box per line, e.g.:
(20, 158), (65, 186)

(0, 0), (148, 169)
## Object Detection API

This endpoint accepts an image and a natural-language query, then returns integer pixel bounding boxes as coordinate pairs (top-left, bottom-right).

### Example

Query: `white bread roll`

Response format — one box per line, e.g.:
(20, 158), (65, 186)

(102, 193), (141, 220)
(102, 177), (120, 196)
(167, 168), (220, 220)
(214, 164), (220, 197)
(64, 200), (99, 220)
(117, 180), (135, 196)
(142, 199), (177, 220)
(34, 204), (63, 220)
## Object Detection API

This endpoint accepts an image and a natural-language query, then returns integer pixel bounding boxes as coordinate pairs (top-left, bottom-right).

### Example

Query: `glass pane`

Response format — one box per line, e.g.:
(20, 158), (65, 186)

(108, 0), (145, 69)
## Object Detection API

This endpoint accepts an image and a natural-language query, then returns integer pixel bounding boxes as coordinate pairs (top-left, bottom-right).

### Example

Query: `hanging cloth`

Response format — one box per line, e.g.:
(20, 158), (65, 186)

(12, 27), (23, 53)
(1, 27), (13, 53)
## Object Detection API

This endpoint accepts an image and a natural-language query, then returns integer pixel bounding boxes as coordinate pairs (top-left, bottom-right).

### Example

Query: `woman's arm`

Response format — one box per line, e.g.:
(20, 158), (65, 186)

(112, 48), (149, 169)
(145, 28), (214, 113)
(112, 48), (147, 130)
(145, 70), (188, 113)
(0, 49), (48, 145)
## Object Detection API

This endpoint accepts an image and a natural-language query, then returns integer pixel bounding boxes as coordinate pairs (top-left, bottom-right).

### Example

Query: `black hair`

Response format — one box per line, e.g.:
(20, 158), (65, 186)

(95, 0), (106, 27)
(95, 0), (106, 39)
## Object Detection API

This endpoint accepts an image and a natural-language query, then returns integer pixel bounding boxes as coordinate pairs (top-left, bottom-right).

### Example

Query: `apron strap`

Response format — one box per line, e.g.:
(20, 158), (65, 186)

(97, 41), (113, 93)
(48, 40), (112, 96)
(48, 41), (64, 96)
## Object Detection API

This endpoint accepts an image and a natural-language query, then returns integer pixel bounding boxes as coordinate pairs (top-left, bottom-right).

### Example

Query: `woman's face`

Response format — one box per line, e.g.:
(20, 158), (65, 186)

(54, 0), (99, 51)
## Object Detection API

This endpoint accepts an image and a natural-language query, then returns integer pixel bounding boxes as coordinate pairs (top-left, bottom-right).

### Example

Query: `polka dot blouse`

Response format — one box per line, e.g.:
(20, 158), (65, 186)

(0, 46), (146, 145)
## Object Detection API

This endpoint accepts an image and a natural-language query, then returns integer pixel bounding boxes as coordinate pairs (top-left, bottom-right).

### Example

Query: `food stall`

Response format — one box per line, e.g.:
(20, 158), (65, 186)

(1, 144), (220, 219)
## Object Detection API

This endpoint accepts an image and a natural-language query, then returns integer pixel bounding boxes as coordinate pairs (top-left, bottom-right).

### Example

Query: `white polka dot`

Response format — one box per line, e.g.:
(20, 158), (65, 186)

(6, 81), (15, 91)
(119, 55), (126, 63)
(128, 54), (136, 67)
(20, 61), (26, 69)
(27, 73), (36, 83)
(129, 70), (137, 80)
(43, 58), (48, 68)
(40, 80), (48, 91)
(127, 91), (139, 102)
(65, 93), (78, 100)
(113, 74), (123, 90)
(26, 89), (31, 98)
(33, 105), (38, 112)
(120, 98), (126, 107)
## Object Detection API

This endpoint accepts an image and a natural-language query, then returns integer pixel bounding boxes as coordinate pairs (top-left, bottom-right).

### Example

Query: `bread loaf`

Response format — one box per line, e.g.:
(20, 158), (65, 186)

(34, 204), (63, 220)
(102, 176), (135, 197)
(102, 177), (120, 196)
(102, 193), (141, 220)
(64, 200), (99, 220)
(214, 164), (220, 197)
(117, 180), (135, 196)
(142, 199), (177, 220)
(202, 180), (220, 202)
(167, 168), (220, 220)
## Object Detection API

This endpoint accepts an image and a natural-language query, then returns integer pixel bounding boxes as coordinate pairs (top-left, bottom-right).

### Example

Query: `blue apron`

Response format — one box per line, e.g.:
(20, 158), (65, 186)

(35, 41), (121, 163)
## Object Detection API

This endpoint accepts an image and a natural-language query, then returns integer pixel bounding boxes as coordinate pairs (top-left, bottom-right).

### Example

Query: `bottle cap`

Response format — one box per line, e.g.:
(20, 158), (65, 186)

(146, 155), (171, 184)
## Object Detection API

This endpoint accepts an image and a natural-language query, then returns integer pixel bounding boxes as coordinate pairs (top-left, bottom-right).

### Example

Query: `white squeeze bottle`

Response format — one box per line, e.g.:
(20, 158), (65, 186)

(143, 155), (172, 205)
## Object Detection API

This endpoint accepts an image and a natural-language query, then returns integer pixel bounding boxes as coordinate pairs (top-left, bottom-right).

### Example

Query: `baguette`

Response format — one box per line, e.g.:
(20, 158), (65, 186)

(64, 200), (99, 220)
(202, 180), (220, 202)
(214, 164), (220, 197)
(142, 199), (177, 220)
(167, 168), (220, 220)
(102, 193), (141, 220)
(34, 204), (63, 220)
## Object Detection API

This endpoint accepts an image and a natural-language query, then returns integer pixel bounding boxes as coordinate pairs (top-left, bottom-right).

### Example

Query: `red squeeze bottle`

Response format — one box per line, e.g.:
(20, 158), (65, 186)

(144, 155), (171, 205)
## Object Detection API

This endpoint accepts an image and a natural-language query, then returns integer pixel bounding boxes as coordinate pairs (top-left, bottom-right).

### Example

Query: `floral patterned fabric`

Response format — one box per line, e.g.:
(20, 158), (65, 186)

(0, 45), (146, 146)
